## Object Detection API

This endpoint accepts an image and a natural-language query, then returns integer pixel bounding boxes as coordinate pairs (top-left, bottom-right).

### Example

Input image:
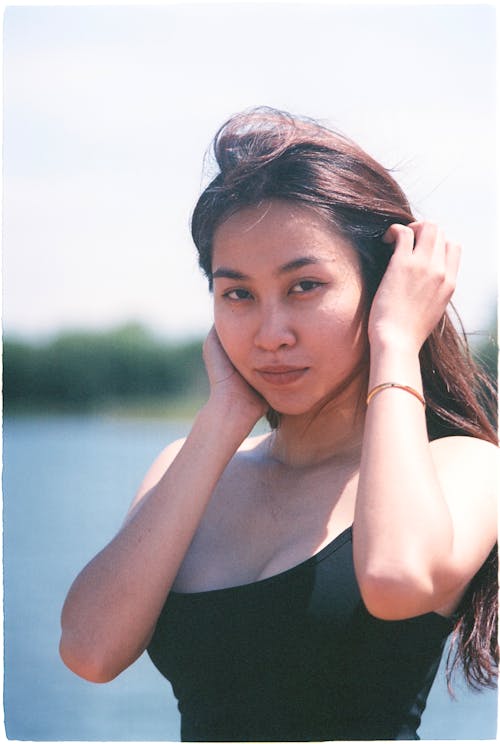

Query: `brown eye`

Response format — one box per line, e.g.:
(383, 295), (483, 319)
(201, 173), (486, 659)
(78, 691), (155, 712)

(290, 280), (322, 294)
(225, 288), (252, 300)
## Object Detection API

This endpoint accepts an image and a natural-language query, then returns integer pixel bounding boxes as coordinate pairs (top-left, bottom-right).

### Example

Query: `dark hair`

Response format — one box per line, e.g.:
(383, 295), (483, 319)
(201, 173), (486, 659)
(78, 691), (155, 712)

(191, 106), (498, 690)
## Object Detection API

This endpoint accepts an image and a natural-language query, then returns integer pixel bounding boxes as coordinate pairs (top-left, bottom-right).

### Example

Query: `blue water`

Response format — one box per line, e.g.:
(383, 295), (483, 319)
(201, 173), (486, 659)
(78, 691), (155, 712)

(3, 415), (498, 740)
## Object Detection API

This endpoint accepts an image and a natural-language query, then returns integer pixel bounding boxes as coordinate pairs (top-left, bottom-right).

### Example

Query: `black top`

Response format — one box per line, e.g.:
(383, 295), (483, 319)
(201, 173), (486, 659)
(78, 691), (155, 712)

(147, 526), (453, 741)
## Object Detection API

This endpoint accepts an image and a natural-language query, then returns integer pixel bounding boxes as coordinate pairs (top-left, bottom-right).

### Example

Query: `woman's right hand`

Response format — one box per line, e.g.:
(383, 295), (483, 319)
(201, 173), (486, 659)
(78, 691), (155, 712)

(203, 326), (269, 429)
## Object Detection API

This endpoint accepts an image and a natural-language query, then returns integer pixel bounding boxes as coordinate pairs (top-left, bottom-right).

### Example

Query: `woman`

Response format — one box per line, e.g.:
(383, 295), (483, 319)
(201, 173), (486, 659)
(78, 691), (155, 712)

(60, 108), (498, 741)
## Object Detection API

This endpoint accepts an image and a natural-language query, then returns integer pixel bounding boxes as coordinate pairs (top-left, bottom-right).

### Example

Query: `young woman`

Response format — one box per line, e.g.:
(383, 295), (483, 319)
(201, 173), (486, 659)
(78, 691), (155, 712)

(60, 108), (498, 741)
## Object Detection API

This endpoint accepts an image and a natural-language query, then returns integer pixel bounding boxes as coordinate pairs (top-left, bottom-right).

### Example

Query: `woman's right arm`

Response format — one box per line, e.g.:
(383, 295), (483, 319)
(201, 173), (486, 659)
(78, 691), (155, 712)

(59, 329), (266, 683)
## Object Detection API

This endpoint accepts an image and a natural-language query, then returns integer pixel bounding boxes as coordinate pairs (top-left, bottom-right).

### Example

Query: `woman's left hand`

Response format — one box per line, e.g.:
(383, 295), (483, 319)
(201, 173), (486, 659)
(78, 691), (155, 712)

(368, 221), (461, 353)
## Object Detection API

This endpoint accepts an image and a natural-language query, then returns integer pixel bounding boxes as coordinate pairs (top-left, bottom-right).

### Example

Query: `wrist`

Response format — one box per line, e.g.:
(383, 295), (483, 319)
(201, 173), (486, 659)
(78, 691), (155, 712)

(366, 382), (425, 408)
(201, 394), (263, 439)
(368, 344), (423, 392)
(368, 329), (422, 359)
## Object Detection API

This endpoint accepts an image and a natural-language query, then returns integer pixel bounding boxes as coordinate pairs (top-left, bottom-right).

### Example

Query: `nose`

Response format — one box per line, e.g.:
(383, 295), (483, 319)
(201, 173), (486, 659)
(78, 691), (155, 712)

(253, 305), (297, 352)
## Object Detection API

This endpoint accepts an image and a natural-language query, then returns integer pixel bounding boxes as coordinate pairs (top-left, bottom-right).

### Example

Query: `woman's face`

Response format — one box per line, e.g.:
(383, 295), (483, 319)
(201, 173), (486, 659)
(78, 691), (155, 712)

(212, 199), (367, 416)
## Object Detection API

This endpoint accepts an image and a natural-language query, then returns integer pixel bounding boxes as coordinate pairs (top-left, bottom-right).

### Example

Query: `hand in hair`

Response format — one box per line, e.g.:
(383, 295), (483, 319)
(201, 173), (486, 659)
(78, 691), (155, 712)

(367, 221), (461, 353)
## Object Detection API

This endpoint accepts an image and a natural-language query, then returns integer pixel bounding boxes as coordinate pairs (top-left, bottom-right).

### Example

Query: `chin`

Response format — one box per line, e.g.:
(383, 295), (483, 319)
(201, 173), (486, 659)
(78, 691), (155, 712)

(263, 395), (321, 418)
(267, 386), (354, 420)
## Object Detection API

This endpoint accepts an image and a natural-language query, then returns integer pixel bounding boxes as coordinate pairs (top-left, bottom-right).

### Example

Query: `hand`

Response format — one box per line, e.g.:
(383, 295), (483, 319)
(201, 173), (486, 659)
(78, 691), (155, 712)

(203, 327), (269, 426)
(368, 221), (461, 353)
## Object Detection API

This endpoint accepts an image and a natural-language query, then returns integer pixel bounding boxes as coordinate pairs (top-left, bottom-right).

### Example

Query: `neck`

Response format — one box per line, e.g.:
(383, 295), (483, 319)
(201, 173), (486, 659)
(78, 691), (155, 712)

(267, 381), (366, 469)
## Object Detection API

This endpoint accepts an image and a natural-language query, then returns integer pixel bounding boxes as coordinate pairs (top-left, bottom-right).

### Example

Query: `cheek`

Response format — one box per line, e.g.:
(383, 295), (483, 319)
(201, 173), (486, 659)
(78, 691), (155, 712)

(315, 292), (365, 336)
(311, 294), (367, 362)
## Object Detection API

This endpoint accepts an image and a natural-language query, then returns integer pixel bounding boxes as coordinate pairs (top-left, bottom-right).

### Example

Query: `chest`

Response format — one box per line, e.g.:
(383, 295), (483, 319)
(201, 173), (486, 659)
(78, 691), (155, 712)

(148, 530), (452, 742)
(172, 461), (359, 593)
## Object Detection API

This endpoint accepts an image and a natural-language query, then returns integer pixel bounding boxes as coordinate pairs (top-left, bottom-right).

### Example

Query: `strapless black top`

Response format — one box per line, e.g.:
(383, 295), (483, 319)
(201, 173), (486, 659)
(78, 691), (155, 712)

(147, 526), (453, 741)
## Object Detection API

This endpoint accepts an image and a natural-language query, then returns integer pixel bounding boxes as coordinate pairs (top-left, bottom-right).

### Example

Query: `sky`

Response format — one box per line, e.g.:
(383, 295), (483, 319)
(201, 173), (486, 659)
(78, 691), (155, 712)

(2, 1), (497, 342)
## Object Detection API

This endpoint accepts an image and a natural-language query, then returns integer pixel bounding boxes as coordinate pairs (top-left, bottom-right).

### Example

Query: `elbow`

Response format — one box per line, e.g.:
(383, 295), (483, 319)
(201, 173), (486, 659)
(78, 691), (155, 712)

(59, 633), (122, 684)
(356, 564), (437, 620)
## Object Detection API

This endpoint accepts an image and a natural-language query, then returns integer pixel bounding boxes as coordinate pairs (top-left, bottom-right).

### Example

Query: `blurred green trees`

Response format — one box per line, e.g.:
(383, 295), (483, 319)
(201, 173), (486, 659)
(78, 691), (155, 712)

(3, 323), (208, 414)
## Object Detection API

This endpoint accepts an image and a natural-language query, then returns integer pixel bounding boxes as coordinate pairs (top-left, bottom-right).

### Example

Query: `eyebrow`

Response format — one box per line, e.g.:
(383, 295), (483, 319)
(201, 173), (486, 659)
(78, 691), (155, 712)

(212, 256), (323, 281)
(212, 267), (249, 281)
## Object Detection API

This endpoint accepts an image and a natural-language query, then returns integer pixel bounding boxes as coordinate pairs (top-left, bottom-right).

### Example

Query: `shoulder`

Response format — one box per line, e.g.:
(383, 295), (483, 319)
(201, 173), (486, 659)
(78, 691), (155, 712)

(210, 432), (273, 491)
(429, 435), (498, 493)
(125, 437), (187, 518)
(429, 435), (497, 504)
(141, 436), (187, 488)
(238, 432), (271, 451)
(429, 434), (498, 459)
(147, 430), (269, 487)
(234, 432), (272, 458)
(127, 431), (272, 518)
(429, 436), (497, 579)
(154, 430), (269, 466)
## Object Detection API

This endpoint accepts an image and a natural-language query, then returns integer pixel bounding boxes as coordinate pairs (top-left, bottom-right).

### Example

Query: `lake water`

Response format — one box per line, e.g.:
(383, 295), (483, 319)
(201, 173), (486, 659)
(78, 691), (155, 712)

(3, 414), (498, 740)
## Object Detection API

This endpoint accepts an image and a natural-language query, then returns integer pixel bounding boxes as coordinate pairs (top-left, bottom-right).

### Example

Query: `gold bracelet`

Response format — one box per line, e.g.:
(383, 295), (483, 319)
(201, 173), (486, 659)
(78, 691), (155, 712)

(366, 382), (426, 408)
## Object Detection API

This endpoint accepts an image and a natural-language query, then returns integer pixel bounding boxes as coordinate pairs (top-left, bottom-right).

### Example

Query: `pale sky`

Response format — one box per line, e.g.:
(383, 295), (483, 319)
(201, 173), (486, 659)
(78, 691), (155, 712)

(2, 2), (497, 342)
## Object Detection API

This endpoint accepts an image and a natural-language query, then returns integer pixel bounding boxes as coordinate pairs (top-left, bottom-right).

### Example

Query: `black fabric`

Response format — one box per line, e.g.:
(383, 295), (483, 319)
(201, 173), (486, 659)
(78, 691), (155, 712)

(147, 526), (453, 741)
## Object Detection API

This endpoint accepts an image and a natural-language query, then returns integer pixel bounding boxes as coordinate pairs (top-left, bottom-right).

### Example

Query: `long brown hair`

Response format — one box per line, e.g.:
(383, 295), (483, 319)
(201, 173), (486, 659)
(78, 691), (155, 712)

(191, 107), (498, 689)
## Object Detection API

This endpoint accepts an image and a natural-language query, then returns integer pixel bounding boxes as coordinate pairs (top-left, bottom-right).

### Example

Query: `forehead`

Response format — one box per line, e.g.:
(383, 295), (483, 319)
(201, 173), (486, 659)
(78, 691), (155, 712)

(212, 200), (359, 269)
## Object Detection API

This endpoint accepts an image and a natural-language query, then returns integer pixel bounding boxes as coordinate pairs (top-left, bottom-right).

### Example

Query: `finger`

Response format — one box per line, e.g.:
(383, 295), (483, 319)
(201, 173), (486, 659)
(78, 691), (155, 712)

(445, 241), (462, 284)
(382, 224), (415, 255)
(203, 326), (224, 364)
(410, 221), (446, 262)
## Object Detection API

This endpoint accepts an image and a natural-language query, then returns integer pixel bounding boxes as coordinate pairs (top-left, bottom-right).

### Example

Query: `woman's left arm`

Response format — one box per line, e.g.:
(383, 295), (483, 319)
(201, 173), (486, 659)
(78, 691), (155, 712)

(353, 221), (497, 620)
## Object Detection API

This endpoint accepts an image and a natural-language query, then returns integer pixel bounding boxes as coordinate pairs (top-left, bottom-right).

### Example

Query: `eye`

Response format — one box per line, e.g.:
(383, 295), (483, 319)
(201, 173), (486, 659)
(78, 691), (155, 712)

(289, 280), (324, 294)
(223, 288), (253, 301)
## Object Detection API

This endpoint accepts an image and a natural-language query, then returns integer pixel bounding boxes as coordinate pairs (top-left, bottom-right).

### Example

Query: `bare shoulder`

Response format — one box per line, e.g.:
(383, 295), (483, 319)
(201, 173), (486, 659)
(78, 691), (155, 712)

(430, 434), (498, 461)
(429, 435), (498, 490)
(430, 435), (497, 489)
(127, 431), (271, 520)
(223, 433), (274, 481)
(126, 437), (187, 518)
(236, 432), (272, 454)
(429, 436), (497, 566)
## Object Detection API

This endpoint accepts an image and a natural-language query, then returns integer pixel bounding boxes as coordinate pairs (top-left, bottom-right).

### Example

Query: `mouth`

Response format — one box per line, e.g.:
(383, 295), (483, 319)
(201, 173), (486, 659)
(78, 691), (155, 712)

(255, 366), (309, 386)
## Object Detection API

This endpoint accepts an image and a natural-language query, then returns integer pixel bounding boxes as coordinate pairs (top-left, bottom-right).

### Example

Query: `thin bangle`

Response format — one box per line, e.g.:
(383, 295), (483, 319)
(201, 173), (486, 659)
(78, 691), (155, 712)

(366, 382), (426, 408)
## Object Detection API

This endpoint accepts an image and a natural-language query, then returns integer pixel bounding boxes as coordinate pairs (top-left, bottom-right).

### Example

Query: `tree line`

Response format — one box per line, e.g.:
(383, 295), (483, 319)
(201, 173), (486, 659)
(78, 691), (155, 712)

(3, 323), (208, 413)
(3, 319), (497, 415)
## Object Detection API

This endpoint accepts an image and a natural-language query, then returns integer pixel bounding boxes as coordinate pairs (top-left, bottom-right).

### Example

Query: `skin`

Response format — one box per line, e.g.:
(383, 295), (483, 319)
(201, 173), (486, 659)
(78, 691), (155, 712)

(59, 199), (497, 683)
(211, 201), (368, 461)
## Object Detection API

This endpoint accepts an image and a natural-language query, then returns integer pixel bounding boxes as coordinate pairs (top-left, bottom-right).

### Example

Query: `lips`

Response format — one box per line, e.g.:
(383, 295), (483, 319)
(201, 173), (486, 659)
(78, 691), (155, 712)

(255, 366), (309, 386)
